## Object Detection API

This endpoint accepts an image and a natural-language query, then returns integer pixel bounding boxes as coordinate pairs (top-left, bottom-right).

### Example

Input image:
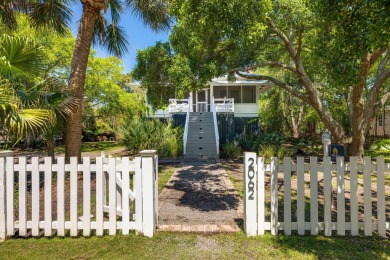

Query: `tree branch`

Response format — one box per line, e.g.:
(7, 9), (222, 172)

(288, 23), (294, 42)
(376, 47), (390, 79)
(236, 71), (310, 103)
(369, 48), (386, 66)
(381, 91), (390, 105)
(267, 19), (297, 58)
(296, 24), (304, 61)
(231, 61), (297, 75)
(358, 49), (387, 88)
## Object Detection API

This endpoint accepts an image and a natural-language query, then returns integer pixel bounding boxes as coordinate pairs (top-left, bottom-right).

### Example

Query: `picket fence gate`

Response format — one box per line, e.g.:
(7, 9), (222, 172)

(0, 150), (158, 239)
(244, 153), (390, 237)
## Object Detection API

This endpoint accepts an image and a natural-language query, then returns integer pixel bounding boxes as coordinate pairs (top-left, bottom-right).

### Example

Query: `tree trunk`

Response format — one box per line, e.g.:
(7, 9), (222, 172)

(65, 3), (100, 160)
(46, 134), (55, 159)
(291, 101), (304, 138)
(384, 106), (386, 136)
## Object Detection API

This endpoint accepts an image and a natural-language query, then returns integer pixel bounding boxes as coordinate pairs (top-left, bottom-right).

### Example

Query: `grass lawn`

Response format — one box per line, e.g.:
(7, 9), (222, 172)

(158, 165), (178, 193)
(55, 141), (124, 153)
(1, 232), (389, 259)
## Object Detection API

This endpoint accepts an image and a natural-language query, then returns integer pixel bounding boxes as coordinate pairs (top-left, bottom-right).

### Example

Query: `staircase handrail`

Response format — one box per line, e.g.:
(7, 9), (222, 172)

(183, 97), (191, 155)
(211, 96), (220, 155)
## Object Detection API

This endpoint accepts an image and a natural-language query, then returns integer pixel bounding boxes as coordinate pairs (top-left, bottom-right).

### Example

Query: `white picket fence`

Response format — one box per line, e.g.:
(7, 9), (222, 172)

(244, 153), (390, 237)
(0, 150), (158, 239)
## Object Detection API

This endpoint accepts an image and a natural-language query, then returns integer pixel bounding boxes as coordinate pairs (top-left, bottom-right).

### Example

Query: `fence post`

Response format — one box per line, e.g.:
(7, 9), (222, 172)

(140, 150), (157, 237)
(0, 157), (5, 240)
(244, 152), (257, 236)
(257, 157), (265, 235)
(270, 157), (278, 235)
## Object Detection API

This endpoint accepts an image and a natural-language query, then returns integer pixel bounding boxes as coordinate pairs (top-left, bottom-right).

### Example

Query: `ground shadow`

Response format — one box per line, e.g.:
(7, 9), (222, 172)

(167, 162), (240, 212)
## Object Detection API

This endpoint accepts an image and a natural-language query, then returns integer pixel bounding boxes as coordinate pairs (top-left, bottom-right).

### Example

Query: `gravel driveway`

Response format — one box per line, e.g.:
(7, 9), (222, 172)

(158, 161), (243, 227)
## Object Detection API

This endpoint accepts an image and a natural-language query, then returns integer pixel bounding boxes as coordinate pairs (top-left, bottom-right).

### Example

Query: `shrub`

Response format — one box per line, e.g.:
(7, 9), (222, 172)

(259, 144), (276, 162)
(258, 132), (284, 150)
(222, 142), (241, 159)
(285, 136), (321, 156)
(121, 118), (183, 157)
(237, 133), (261, 151)
(277, 146), (286, 161)
(157, 123), (183, 158)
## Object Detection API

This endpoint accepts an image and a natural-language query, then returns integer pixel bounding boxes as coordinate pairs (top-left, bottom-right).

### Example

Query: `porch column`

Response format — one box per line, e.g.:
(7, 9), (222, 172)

(195, 92), (198, 112)
(189, 92), (193, 112)
(205, 89), (209, 112)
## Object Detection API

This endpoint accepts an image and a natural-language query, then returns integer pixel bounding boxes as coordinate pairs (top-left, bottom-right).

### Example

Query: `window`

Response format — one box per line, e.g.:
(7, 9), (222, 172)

(243, 85), (256, 103)
(214, 86), (227, 98)
(378, 114), (383, 126)
(228, 86), (241, 103)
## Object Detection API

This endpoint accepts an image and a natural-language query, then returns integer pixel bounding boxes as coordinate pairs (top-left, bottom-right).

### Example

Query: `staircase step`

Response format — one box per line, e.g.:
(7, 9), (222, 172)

(184, 154), (219, 159)
(186, 139), (216, 142)
(189, 120), (213, 123)
(187, 139), (216, 143)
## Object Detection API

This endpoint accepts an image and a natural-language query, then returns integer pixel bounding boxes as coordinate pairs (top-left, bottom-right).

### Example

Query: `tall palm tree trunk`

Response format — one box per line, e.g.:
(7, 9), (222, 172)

(65, 3), (100, 160)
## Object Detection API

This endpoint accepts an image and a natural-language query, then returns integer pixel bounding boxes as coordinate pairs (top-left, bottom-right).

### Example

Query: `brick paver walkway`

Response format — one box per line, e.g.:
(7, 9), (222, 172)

(158, 161), (243, 233)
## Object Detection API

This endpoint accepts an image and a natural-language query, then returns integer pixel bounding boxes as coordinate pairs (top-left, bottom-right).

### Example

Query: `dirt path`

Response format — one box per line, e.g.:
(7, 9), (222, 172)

(158, 161), (243, 233)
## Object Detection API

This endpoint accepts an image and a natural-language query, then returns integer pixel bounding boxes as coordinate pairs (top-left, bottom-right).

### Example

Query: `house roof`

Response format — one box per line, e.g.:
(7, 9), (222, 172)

(127, 74), (274, 93)
(210, 74), (274, 86)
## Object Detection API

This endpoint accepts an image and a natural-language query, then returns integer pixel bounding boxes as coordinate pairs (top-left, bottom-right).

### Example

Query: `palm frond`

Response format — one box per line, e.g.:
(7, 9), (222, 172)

(35, 76), (80, 117)
(126, 0), (171, 32)
(14, 87), (41, 108)
(51, 95), (80, 116)
(28, 0), (73, 34)
(0, 34), (45, 78)
(102, 23), (129, 57)
(92, 13), (107, 46)
(8, 108), (52, 136)
(107, 0), (124, 24)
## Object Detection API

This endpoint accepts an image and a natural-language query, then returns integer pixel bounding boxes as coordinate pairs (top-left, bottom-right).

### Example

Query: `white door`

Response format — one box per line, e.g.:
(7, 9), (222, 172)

(196, 89), (208, 112)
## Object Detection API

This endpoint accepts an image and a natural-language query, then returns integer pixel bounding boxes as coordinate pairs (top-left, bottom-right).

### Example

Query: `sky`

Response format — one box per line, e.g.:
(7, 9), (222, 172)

(70, 4), (170, 73)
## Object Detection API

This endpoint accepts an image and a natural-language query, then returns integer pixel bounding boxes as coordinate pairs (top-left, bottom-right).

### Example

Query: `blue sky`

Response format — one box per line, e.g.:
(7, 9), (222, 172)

(70, 4), (170, 73)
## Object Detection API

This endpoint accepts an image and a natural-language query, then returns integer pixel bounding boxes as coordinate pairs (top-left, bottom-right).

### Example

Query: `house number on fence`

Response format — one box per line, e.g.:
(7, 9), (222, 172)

(244, 152), (257, 236)
(247, 158), (255, 200)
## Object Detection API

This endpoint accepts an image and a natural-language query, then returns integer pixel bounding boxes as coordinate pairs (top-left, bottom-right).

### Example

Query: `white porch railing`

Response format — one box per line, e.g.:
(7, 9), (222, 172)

(211, 96), (220, 155)
(0, 151), (158, 239)
(214, 98), (234, 113)
(244, 154), (390, 237)
(183, 97), (191, 155)
(168, 99), (189, 113)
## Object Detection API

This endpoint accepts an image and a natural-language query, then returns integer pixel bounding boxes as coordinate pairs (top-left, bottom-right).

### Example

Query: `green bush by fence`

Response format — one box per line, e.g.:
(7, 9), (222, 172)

(121, 118), (183, 158)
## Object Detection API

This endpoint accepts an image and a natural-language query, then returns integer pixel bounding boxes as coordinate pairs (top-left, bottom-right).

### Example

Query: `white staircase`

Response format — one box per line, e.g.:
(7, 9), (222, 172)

(184, 112), (219, 159)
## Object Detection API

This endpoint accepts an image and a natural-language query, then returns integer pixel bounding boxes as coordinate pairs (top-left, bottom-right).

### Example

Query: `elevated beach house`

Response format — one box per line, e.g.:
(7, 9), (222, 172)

(132, 75), (273, 158)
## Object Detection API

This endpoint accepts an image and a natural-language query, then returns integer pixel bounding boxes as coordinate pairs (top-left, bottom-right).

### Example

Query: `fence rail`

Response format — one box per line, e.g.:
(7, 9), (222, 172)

(244, 154), (390, 237)
(0, 151), (158, 239)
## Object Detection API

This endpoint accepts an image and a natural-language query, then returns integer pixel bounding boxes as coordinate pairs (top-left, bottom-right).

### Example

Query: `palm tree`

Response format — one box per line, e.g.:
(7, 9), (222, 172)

(1, 0), (171, 159)
(0, 34), (51, 148)
(0, 34), (77, 155)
